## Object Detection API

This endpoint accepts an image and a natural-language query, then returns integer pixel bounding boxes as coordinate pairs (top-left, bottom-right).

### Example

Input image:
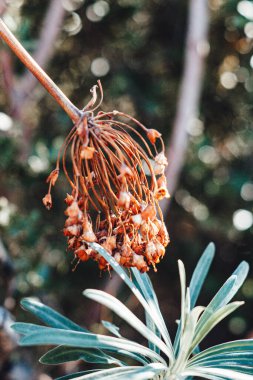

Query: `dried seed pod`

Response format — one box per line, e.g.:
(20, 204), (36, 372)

(42, 82), (170, 272)
(146, 129), (161, 144)
(141, 204), (156, 221)
(155, 175), (170, 200)
(75, 246), (90, 261)
(65, 202), (81, 218)
(118, 191), (131, 209)
(42, 194), (52, 210)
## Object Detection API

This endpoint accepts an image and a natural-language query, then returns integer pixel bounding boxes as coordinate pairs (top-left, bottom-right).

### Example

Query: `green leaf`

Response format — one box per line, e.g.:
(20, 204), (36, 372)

(174, 261), (187, 355)
(190, 302), (244, 352)
(185, 366), (253, 380)
(89, 242), (174, 361)
(19, 326), (166, 363)
(83, 289), (171, 360)
(55, 370), (105, 380)
(189, 352), (253, 368)
(40, 345), (124, 366)
(12, 322), (49, 335)
(66, 363), (166, 380)
(196, 261), (249, 336)
(188, 339), (253, 365)
(21, 298), (86, 332)
(102, 321), (121, 338)
(131, 268), (164, 354)
(189, 243), (215, 308)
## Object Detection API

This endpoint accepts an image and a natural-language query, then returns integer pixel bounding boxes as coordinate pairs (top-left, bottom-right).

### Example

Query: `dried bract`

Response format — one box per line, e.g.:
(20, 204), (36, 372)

(43, 82), (170, 272)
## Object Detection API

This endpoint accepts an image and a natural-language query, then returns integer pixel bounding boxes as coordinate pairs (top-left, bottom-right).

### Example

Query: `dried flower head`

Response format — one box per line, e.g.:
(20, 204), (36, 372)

(43, 82), (170, 272)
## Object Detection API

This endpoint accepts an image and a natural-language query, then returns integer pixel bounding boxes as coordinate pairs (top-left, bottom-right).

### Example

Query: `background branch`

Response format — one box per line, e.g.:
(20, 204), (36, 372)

(14, 0), (66, 111)
(161, 0), (210, 215)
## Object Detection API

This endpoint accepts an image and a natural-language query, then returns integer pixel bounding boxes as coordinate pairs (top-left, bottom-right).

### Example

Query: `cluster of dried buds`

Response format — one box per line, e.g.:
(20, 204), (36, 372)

(43, 82), (170, 272)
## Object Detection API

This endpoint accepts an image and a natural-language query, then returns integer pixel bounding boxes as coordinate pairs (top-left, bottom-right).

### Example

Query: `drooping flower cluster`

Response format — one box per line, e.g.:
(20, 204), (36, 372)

(43, 83), (170, 272)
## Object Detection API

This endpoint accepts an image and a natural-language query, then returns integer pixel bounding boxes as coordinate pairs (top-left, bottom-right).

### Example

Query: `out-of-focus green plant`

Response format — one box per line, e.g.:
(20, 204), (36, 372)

(12, 243), (253, 380)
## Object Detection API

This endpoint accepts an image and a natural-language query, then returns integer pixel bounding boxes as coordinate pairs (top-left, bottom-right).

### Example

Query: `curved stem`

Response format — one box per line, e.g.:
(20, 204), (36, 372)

(0, 18), (82, 122)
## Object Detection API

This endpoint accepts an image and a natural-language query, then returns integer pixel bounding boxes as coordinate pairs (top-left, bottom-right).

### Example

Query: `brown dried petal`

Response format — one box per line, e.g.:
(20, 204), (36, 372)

(46, 169), (59, 186)
(80, 146), (95, 160)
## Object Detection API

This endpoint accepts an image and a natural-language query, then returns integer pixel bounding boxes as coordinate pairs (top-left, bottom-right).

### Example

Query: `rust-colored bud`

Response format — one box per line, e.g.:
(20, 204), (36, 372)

(65, 193), (74, 206)
(65, 201), (80, 218)
(42, 194), (52, 210)
(131, 214), (143, 226)
(75, 246), (90, 261)
(155, 175), (170, 200)
(141, 204), (156, 221)
(81, 217), (97, 242)
(145, 241), (156, 262)
(63, 225), (82, 237)
(146, 129), (161, 144)
(132, 253), (148, 272)
(118, 191), (131, 209)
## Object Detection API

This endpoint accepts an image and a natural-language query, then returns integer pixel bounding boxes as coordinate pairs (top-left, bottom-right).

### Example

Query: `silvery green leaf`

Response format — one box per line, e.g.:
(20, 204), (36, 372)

(194, 276), (236, 336)
(131, 268), (164, 354)
(89, 242), (174, 361)
(56, 370), (103, 380)
(19, 326), (165, 363)
(173, 260), (187, 355)
(39, 345), (124, 366)
(189, 243), (215, 309)
(181, 369), (228, 380)
(174, 306), (205, 371)
(196, 261), (249, 335)
(190, 302), (244, 352)
(12, 322), (49, 335)
(102, 320), (121, 338)
(185, 366), (253, 380)
(188, 339), (253, 365)
(83, 289), (171, 360)
(21, 298), (85, 332)
(56, 365), (164, 380)
(189, 352), (253, 368)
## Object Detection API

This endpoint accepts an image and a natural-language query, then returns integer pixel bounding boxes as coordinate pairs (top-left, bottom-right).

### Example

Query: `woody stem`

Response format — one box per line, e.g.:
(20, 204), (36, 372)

(0, 18), (82, 123)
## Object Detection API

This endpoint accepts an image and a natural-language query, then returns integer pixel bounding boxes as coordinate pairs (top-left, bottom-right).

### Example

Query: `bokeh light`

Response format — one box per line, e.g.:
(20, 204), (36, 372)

(233, 209), (253, 231)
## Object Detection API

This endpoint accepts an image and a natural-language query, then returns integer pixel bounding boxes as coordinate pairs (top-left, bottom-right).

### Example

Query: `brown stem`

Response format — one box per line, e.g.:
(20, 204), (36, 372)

(0, 18), (82, 122)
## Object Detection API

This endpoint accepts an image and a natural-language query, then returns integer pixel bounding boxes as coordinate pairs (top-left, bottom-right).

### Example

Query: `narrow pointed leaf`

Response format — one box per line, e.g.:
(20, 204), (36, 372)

(131, 268), (164, 354)
(102, 321), (121, 338)
(56, 370), (103, 380)
(83, 289), (172, 360)
(196, 261), (249, 336)
(173, 260), (187, 354)
(19, 326), (166, 364)
(189, 243), (215, 308)
(188, 339), (253, 365)
(89, 242), (174, 360)
(186, 366), (253, 380)
(190, 302), (244, 352)
(40, 345), (124, 366)
(21, 298), (86, 332)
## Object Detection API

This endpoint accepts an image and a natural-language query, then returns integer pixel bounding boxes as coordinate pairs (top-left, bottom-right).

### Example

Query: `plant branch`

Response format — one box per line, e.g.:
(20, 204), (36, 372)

(15, 0), (66, 109)
(161, 0), (210, 215)
(0, 18), (82, 123)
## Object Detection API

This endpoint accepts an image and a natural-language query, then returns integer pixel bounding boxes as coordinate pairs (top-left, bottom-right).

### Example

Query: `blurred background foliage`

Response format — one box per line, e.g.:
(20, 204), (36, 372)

(1, 0), (253, 379)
